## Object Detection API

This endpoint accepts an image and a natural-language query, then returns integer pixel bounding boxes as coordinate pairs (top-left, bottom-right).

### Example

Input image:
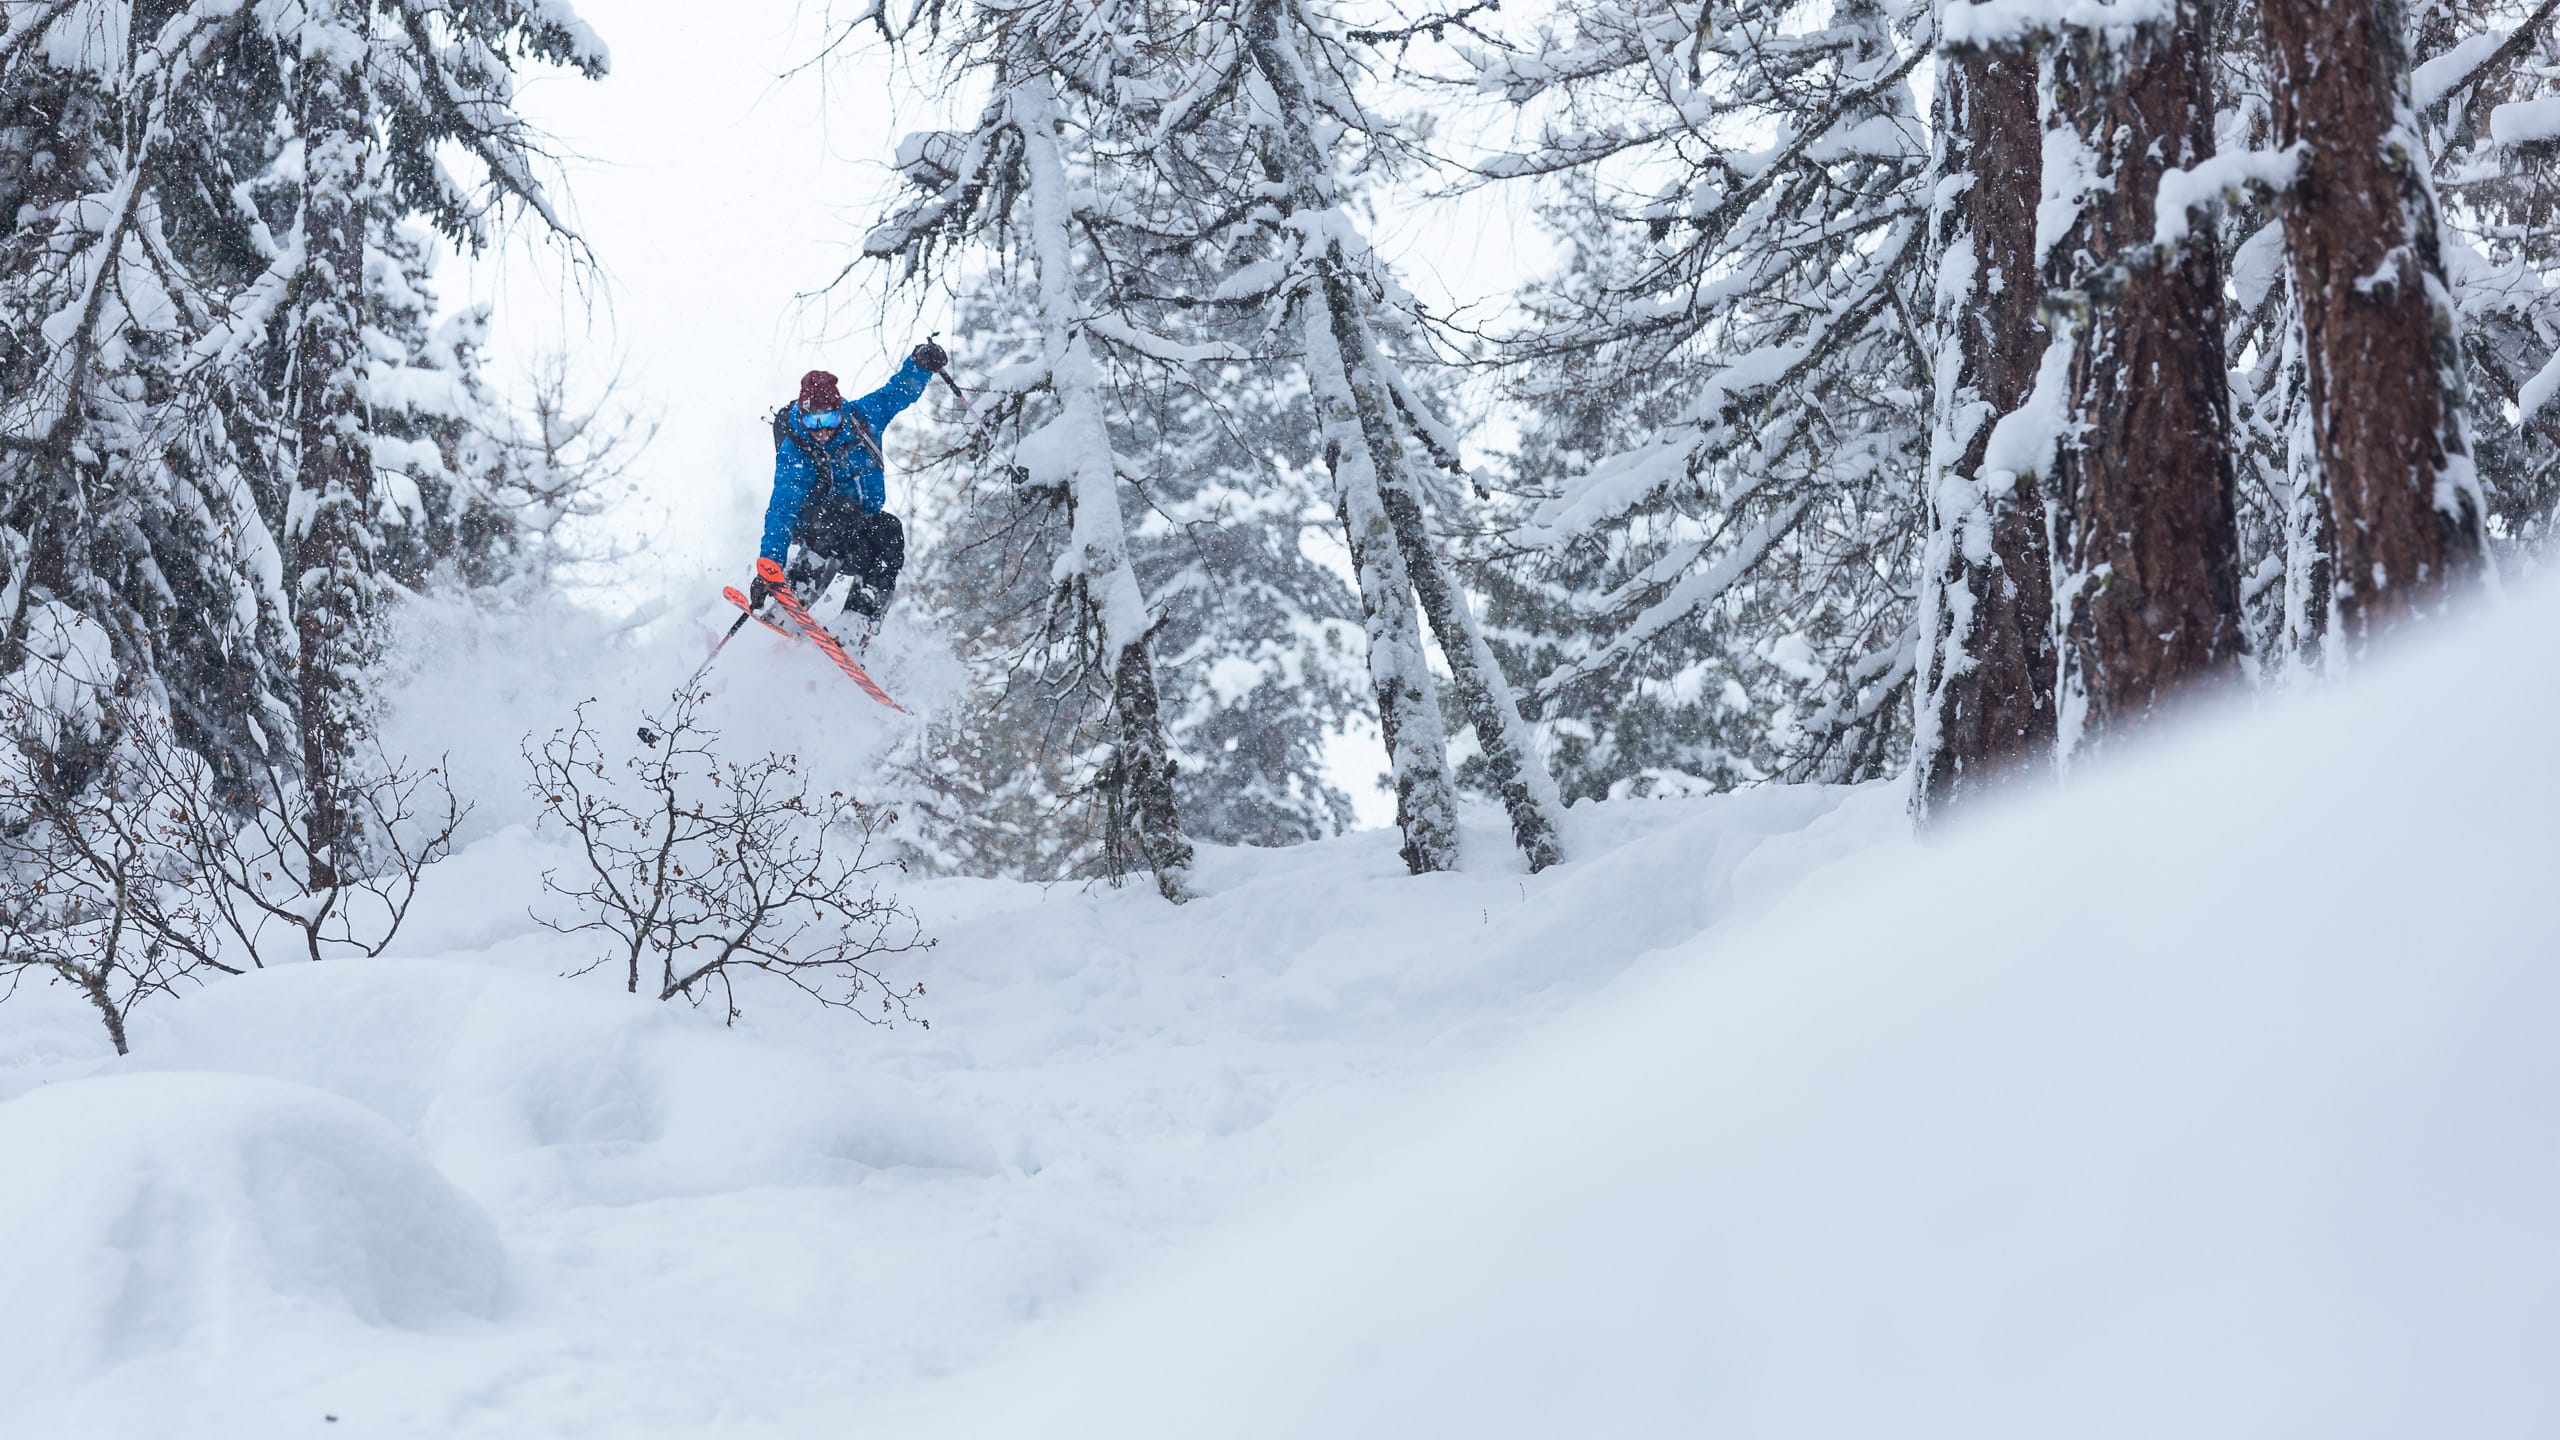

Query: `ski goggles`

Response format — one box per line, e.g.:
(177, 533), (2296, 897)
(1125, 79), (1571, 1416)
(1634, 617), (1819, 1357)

(801, 408), (845, 429)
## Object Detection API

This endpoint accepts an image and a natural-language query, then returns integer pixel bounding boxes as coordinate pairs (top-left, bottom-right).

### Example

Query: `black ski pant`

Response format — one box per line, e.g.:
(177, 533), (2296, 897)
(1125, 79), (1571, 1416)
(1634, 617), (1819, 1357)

(788, 492), (904, 621)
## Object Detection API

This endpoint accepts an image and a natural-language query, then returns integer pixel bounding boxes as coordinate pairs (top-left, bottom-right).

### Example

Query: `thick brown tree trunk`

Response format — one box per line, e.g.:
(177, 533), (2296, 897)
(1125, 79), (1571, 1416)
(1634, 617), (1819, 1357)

(291, 9), (377, 892)
(2260, 0), (2482, 644)
(1916, 50), (2055, 818)
(2047, 2), (2243, 751)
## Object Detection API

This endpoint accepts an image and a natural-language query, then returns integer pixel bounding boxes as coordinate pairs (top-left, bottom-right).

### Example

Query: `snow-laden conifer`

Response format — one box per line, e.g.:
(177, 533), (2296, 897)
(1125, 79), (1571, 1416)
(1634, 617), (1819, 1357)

(860, 4), (1203, 898)
(866, 0), (1560, 876)
(1239, 0), (1564, 872)
(1, 0), (603, 884)
(1465, 0), (1934, 795)
(1950, 0), (2244, 757)
(2189, 0), (2558, 670)
(1912, 17), (2057, 820)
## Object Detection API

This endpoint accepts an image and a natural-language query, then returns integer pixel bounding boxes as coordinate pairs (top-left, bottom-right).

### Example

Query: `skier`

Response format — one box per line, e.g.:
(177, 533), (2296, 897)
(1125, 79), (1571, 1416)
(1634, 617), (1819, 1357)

(746, 340), (949, 634)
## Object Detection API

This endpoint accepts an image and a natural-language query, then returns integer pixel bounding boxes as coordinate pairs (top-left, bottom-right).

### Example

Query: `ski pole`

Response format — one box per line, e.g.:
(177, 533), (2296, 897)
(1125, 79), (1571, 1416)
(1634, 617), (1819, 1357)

(926, 333), (1000, 446)
(642, 608), (753, 745)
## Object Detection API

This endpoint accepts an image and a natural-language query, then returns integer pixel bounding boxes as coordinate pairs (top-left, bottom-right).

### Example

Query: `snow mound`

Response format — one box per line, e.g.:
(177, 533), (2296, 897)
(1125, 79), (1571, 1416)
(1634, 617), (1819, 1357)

(0, 1072), (504, 1389)
(128, 959), (994, 1211)
(899, 582), (2560, 1438)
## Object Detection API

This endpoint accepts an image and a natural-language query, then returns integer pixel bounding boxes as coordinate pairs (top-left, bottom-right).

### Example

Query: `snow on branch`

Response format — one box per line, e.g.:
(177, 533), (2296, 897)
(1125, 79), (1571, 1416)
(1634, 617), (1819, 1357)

(2153, 146), (2301, 250)
(2413, 0), (2560, 115)
(1080, 314), (1250, 365)
(2522, 350), (2560, 426)
(1534, 499), (1811, 702)
(1523, 216), (1923, 546)
(1941, 0), (2176, 51)
(2490, 97), (2560, 149)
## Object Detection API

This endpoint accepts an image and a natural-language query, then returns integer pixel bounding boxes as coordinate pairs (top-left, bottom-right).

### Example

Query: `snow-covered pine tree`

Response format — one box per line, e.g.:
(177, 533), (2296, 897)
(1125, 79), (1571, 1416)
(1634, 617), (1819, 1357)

(1017, 75), (1198, 896)
(1238, 0), (1566, 872)
(1075, 331), (1367, 848)
(286, 0), (380, 887)
(865, 0), (1554, 877)
(2259, 0), (2486, 645)
(1465, 0), (1934, 798)
(279, 0), (599, 882)
(1, 3), (303, 795)
(895, 295), (1366, 873)
(1964, 0), (2243, 756)
(860, 12), (1200, 899)
(2197, 0), (2558, 672)
(3, 2), (603, 835)
(1912, 30), (2055, 820)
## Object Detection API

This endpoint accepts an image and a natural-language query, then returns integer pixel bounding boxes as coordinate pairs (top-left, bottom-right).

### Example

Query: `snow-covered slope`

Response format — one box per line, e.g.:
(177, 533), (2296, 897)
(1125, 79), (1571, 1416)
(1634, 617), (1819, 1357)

(2, 580), (2553, 1437)
(0, 698), (1888, 1435)
(902, 584), (2560, 1439)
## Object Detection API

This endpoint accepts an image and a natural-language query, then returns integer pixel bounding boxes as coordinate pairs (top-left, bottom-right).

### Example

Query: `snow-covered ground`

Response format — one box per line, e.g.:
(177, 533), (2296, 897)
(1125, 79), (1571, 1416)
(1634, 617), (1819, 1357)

(4, 578), (2556, 1437)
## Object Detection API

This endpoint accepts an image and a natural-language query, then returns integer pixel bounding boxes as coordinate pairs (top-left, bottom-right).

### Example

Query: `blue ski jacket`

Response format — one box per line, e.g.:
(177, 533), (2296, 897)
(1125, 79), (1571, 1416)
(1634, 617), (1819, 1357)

(758, 358), (933, 563)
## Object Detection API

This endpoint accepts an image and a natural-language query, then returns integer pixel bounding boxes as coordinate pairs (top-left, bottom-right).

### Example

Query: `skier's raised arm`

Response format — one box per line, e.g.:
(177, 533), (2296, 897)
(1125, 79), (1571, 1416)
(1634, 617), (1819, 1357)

(852, 342), (945, 439)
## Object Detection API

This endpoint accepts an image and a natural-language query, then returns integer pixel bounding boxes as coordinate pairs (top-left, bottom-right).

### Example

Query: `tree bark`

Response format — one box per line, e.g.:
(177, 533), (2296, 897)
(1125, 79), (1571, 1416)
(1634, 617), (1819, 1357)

(1307, 304), (1462, 876)
(1106, 636), (1194, 900)
(291, 6), (378, 892)
(2260, 0), (2482, 644)
(1915, 49), (2056, 820)
(2046, 4), (2243, 752)
(1335, 291), (1565, 874)
(64, 961), (129, 1057)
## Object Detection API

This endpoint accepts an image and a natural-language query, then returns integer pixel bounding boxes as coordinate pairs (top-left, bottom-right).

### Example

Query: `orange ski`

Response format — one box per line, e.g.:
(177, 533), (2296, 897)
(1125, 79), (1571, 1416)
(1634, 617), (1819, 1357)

(723, 585), (796, 639)
(752, 558), (906, 713)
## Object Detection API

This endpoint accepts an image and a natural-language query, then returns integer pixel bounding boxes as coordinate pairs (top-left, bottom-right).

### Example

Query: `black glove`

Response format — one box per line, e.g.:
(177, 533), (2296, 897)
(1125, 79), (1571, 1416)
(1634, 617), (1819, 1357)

(911, 340), (949, 373)
(748, 576), (776, 609)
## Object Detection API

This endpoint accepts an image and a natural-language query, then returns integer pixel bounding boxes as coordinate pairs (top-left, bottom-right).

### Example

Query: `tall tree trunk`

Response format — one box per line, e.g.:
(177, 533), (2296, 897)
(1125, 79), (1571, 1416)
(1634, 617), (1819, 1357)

(1306, 303), (1462, 876)
(1105, 639), (1191, 898)
(2045, 4), (2243, 755)
(1914, 48), (2056, 821)
(2274, 307), (2337, 666)
(2260, 0), (2483, 645)
(1013, 78), (1193, 900)
(1343, 302), (1564, 873)
(1247, 0), (1565, 874)
(290, 5), (377, 892)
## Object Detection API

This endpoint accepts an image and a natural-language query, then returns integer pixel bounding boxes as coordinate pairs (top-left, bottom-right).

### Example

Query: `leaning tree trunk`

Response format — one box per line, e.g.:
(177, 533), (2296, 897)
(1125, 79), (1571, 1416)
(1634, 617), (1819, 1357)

(2260, 0), (2483, 646)
(1302, 300), (1463, 876)
(1913, 47), (2056, 821)
(1247, 0), (1566, 874)
(2044, 2), (2243, 756)
(1013, 78), (1193, 900)
(290, 4), (378, 892)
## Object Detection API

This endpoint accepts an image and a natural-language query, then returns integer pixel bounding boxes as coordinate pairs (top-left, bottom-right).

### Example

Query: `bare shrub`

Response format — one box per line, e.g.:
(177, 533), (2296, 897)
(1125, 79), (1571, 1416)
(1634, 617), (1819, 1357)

(1, 675), (465, 1054)
(526, 692), (929, 1024)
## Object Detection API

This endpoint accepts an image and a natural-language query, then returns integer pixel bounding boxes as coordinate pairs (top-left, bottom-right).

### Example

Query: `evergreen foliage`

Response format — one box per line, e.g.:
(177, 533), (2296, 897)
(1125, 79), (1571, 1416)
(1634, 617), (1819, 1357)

(0, 1), (604, 811)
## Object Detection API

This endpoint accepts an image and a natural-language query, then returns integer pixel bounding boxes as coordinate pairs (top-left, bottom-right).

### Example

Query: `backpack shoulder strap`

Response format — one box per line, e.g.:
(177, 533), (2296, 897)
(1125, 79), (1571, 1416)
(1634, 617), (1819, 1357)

(842, 406), (886, 469)
(776, 403), (837, 488)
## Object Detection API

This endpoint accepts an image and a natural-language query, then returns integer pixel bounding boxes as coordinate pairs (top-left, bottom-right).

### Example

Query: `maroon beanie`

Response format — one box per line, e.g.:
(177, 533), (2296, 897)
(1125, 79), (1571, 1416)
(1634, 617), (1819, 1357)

(798, 370), (844, 410)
